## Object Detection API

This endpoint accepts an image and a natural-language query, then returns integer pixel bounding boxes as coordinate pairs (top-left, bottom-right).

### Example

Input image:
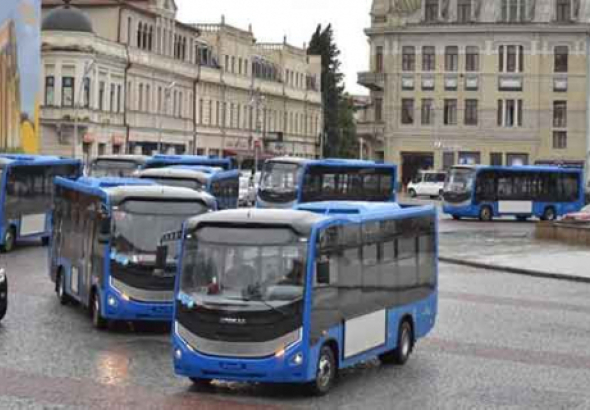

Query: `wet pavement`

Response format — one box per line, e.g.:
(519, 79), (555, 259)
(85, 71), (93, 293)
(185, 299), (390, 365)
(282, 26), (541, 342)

(2, 221), (590, 409)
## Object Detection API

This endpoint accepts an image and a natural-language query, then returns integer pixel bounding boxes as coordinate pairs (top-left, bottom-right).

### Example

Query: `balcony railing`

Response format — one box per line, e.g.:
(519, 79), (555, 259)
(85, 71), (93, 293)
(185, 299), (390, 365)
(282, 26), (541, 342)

(358, 72), (385, 91)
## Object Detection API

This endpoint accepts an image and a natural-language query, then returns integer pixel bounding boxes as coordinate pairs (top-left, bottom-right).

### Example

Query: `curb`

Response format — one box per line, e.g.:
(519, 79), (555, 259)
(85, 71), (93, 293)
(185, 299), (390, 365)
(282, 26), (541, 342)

(439, 256), (590, 284)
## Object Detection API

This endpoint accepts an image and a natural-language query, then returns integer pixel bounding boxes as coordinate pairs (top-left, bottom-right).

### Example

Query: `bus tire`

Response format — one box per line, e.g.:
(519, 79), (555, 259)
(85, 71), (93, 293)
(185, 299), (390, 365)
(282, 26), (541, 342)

(56, 270), (70, 305)
(408, 189), (417, 198)
(41, 236), (50, 247)
(479, 206), (493, 222)
(452, 215), (461, 221)
(307, 344), (337, 396)
(516, 215), (528, 222)
(2, 226), (16, 253)
(541, 207), (556, 221)
(189, 377), (213, 389)
(91, 290), (107, 330)
(380, 320), (413, 366)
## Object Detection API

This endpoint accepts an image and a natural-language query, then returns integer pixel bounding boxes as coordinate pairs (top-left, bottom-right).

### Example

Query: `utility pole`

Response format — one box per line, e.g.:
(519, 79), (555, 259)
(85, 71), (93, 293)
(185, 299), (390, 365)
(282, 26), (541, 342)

(73, 59), (95, 160)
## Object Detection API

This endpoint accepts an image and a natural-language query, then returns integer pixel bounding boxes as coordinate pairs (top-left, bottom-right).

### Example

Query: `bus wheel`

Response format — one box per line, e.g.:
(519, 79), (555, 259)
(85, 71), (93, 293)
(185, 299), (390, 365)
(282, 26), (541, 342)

(408, 189), (417, 198)
(56, 270), (70, 305)
(308, 345), (337, 396)
(452, 215), (461, 221)
(41, 236), (50, 247)
(516, 216), (528, 222)
(541, 207), (556, 221)
(380, 320), (413, 365)
(479, 206), (493, 222)
(189, 377), (213, 389)
(2, 227), (16, 253)
(91, 291), (107, 330)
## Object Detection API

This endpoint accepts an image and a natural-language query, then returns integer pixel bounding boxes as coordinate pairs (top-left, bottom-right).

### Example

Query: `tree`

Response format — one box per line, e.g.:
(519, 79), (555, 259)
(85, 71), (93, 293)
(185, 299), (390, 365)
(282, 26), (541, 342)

(308, 25), (357, 158)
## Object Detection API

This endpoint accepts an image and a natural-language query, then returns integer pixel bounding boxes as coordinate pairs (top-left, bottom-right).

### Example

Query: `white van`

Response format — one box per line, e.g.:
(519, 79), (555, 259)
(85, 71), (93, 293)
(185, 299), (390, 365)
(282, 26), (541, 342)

(407, 170), (447, 198)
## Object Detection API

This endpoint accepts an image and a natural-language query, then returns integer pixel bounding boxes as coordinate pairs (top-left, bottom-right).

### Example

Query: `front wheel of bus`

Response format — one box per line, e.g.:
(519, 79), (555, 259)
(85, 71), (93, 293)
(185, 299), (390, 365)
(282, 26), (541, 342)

(2, 227), (16, 253)
(479, 206), (493, 222)
(308, 345), (337, 396)
(91, 291), (107, 330)
(541, 207), (556, 221)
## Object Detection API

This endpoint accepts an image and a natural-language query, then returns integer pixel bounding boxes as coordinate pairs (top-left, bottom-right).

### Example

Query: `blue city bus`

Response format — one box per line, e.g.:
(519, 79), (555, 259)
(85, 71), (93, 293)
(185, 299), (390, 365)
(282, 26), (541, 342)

(89, 155), (150, 177)
(144, 155), (233, 171)
(0, 154), (82, 252)
(256, 158), (398, 209)
(171, 201), (437, 394)
(136, 166), (240, 210)
(443, 165), (585, 221)
(49, 177), (216, 328)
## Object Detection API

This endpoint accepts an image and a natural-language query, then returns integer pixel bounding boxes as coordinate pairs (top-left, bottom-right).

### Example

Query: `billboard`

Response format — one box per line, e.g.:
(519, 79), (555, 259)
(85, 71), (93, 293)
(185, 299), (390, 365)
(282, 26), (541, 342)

(0, 0), (40, 153)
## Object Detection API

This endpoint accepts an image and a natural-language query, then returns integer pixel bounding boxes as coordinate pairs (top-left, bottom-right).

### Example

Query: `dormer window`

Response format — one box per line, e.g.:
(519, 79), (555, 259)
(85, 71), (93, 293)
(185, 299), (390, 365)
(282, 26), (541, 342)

(556, 0), (571, 22)
(501, 0), (528, 22)
(457, 0), (472, 23)
(425, 0), (439, 22)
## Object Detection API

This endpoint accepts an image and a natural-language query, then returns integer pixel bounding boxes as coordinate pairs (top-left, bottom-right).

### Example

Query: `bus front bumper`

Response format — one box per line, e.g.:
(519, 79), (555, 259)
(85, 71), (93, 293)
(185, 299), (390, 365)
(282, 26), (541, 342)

(103, 290), (173, 322)
(172, 331), (312, 383)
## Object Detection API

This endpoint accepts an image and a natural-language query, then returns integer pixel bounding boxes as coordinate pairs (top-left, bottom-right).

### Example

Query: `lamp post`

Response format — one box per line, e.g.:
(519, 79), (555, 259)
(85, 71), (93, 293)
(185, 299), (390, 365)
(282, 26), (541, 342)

(72, 59), (95, 160)
(158, 81), (176, 154)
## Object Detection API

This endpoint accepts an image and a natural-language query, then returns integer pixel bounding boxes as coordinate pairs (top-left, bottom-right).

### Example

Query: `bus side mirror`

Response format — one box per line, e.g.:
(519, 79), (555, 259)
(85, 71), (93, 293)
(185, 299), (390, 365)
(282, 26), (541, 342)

(98, 218), (111, 244)
(316, 261), (330, 285)
(155, 245), (168, 271)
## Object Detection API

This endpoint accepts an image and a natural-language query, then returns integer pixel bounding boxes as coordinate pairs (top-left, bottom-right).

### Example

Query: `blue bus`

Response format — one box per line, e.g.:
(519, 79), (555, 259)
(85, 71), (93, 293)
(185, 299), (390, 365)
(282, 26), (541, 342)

(257, 158), (397, 209)
(0, 154), (82, 252)
(49, 177), (216, 328)
(443, 165), (585, 221)
(89, 155), (149, 178)
(136, 166), (240, 210)
(144, 155), (233, 171)
(171, 201), (437, 394)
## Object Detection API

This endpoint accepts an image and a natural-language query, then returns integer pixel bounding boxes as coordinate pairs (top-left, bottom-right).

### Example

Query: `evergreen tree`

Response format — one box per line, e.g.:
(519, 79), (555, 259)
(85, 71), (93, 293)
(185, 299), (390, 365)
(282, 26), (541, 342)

(308, 24), (357, 158)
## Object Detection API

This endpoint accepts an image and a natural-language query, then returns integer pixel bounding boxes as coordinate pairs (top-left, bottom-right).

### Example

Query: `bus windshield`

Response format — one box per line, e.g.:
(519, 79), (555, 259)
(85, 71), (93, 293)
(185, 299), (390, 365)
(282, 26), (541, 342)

(112, 200), (207, 259)
(445, 168), (476, 193)
(259, 162), (301, 203)
(91, 160), (140, 178)
(180, 227), (307, 310)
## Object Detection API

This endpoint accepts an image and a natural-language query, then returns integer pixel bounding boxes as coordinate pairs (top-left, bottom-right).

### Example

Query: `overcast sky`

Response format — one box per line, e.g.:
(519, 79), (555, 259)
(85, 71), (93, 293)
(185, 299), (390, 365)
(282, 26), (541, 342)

(176, 0), (372, 96)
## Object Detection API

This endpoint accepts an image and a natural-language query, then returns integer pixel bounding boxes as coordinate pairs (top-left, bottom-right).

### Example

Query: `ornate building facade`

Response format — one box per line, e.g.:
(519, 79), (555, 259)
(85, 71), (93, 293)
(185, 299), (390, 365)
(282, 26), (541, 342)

(0, 19), (22, 150)
(360, 0), (590, 186)
(40, 0), (322, 163)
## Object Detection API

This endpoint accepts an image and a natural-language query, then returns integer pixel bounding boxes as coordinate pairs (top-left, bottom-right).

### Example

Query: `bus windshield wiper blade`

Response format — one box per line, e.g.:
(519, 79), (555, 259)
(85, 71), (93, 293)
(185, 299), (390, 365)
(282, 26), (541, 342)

(241, 295), (288, 317)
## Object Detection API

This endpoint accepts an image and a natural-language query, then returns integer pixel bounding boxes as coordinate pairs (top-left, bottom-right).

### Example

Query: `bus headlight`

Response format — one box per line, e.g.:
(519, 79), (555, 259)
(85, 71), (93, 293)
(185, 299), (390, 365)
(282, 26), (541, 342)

(290, 352), (304, 366)
(107, 295), (118, 308)
(0, 269), (5, 284)
(174, 348), (182, 360)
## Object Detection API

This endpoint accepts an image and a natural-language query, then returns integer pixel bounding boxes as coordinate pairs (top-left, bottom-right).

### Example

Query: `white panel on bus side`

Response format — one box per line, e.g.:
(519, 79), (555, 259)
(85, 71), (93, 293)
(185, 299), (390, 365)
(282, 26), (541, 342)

(344, 309), (387, 359)
(20, 214), (46, 236)
(498, 201), (533, 214)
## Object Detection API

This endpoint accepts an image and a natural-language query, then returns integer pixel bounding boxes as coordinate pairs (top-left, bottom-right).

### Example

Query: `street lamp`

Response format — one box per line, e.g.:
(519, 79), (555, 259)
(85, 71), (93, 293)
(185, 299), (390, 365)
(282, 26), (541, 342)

(72, 59), (95, 160)
(158, 81), (176, 154)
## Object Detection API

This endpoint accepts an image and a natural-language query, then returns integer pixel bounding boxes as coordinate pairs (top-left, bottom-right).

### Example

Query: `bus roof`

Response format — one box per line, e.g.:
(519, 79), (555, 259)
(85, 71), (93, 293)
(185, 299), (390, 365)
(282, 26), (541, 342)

(452, 165), (582, 174)
(146, 155), (232, 166)
(55, 177), (217, 208)
(296, 201), (401, 215)
(90, 155), (149, 164)
(267, 157), (396, 169)
(0, 154), (81, 167)
(136, 167), (240, 183)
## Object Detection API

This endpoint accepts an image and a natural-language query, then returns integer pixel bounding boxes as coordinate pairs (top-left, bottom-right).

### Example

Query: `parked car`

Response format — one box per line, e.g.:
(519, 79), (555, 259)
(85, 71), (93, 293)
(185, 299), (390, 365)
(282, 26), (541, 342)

(407, 170), (447, 198)
(563, 205), (590, 222)
(0, 268), (7, 322)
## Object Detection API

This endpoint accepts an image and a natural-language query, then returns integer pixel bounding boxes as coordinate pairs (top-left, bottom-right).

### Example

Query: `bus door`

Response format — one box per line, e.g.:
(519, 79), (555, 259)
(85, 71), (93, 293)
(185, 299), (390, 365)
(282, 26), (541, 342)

(80, 202), (98, 303)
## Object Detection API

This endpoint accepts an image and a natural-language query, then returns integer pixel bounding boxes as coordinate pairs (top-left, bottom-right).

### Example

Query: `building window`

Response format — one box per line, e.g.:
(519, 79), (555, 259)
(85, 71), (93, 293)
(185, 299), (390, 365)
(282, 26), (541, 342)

(553, 101), (567, 128)
(457, 0), (472, 22)
(138, 84), (143, 112)
(443, 152), (455, 170)
(465, 46), (479, 72)
(45, 76), (55, 106)
(498, 99), (523, 127)
(499, 45), (524, 73)
(554, 46), (569, 73)
(422, 46), (435, 71)
(375, 46), (384, 73)
(225, 55), (229, 71)
(402, 46), (415, 72)
(445, 46), (458, 72)
(375, 98), (383, 122)
(553, 131), (567, 149)
(502, 0), (527, 22)
(506, 153), (529, 166)
(62, 77), (74, 107)
(464, 99), (478, 125)
(83, 78), (91, 108)
(401, 98), (414, 124)
(99, 81), (105, 111)
(556, 0), (572, 22)
(421, 99), (434, 125)
(444, 99), (457, 125)
(425, 0), (439, 22)
(117, 84), (122, 113)
(145, 85), (151, 113)
(490, 153), (503, 166)
(110, 84), (115, 112)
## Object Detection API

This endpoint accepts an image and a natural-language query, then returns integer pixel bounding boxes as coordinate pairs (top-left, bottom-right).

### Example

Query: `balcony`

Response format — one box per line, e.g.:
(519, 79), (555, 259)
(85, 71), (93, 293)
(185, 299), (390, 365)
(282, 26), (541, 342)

(498, 75), (523, 91)
(554, 76), (568, 92)
(465, 75), (479, 91)
(356, 121), (385, 137)
(358, 72), (385, 91)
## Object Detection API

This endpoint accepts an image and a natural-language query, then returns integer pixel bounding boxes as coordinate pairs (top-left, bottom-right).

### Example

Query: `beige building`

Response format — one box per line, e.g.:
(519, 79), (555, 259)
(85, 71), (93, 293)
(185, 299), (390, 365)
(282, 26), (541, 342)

(40, 0), (322, 164)
(0, 19), (22, 151)
(360, 0), (590, 186)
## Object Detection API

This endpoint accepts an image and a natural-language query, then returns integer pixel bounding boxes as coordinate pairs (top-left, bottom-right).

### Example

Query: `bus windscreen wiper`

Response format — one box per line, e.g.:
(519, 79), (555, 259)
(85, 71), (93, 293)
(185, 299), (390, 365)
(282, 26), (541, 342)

(241, 285), (288, 317)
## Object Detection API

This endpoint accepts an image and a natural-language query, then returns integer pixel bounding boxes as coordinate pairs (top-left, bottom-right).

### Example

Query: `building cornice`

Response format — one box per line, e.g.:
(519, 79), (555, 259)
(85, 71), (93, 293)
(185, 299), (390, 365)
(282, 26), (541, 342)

(366, 24), (590, 36)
